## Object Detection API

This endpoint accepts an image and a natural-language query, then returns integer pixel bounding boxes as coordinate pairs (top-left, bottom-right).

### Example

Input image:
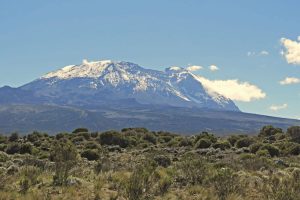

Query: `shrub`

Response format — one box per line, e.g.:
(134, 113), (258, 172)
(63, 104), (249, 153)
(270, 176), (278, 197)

(94, 156), (111, 174)
(85, 141), (100, 149)
(20, 143), (33, 154)
(159, 136), (173, 143)
(8, 132), (19, 142)
(155, 168), (173, 195)
(27, 131), (42, 143)
(260, 144), (280, 157)
(0, 151), (9, 162)
(210, 168), (240, 200)
(72, 128), (89, 134)
(178, 137), (192, 147)
(81, 149), (99, 161)
(259, 125), (283, 138)
(256, 149), (270, 157)
(235, 137), (254, 148)
(249, 142), (263, 154)
(91, 132), (99, 138)
(125, 162), (156, 200)
(55, 133), (66, 140)
(99, 131), (129, 148)
(213, 141), (231, 150)
(71, 136), (85, 144)
(0, 135), (7, 144)
(6, 143), (21, 154)
(154, 155), (171, 167)
(287, 126), (300, 143)
(195, 138), (212, 149)
(284, 142), (300, 155)
(227, 135), (241, 146)
(51, 140), (78, 186)
(0, 144), (7, 151)
(77, 132), (90, 140)
(143, 133), (157, 144)
(178, 157), (208, 185)
(195, 132), (217, 144)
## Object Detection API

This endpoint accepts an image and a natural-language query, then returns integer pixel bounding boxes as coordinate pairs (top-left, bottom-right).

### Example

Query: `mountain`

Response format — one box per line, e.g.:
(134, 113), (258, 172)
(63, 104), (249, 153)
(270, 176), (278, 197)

(17, 60), (239, 111)
(0, 59), (299, 134)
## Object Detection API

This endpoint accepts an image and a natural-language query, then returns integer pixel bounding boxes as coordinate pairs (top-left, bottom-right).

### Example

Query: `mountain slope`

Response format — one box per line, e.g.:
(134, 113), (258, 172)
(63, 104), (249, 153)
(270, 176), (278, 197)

(0, 104), (298, 134)
(17, 60), (239, 111)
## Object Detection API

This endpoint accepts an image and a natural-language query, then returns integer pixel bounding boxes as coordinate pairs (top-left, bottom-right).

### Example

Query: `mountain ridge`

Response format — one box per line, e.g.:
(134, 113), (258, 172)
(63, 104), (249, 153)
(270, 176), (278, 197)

(15, 60), (240, 111)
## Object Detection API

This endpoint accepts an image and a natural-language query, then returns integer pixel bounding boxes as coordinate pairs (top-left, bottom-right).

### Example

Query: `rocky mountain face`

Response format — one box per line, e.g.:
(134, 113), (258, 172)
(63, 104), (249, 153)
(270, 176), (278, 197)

(6, 60), (239, 111)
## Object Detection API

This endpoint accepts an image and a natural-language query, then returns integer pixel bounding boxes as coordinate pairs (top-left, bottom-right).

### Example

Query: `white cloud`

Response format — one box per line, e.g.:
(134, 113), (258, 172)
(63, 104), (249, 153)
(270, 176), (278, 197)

(260, 50), (269, 56)
(195, 76), (266, 102)
(280, 37), (300, 65)
(186, 65), (203, 72)
(279, 77), (300, 85)
(209, 65), (219, 72)
(247, 50), (269, 57)
(247, 52), (255, 56)
(269, 103), (288, 111)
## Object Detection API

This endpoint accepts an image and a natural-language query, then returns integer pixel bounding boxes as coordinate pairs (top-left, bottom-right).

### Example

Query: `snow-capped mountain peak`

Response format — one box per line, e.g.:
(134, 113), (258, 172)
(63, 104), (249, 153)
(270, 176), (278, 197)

(42, 59), (117, 79)
(25, 60), (240, 111)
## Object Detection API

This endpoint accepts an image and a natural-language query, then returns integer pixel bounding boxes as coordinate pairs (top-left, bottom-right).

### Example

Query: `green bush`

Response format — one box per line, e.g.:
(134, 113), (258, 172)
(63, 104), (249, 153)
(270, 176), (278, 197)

(0, 135), (7, 144)
(195, 138), (212, 149)
(260, 144), (280, 157)
(91, 132), (99, 138)
(213, 141), (231, 150)
(142, 133), (157, 144)
(72, 128), (89, 134)
(20, 143), (33, 154)
(154, 155), (171, 167)
(235, 137), (254, 148)
(158, 135), (172, 143)
(227, 135), (241, 146)
(6, 143), (21, 154)
(284, 142), (300, 155)
(71, 136), (85, 144)
(249, 142), (263, 154)
(287, 126), (300, 143)
(0, 144), (7, 151)
(125, 162), (156, 200)
(81, 149), (100, 161)
(51, 140), (78, 186)
(8, 132), (19, 142)
(27, 131), (42, 143)
(178, 137), (192, 147)
(256, 149), (270, 157)
(195, 132), (217, 144)
(210, 168), (240, 200)
(178, 157), (208, 185)
(85, 141), (100, 149)
(259, 125), (283, 138)
(99, 131), (130, 148)
(77, 132), (90, 140)
(0, 151), (9, 162)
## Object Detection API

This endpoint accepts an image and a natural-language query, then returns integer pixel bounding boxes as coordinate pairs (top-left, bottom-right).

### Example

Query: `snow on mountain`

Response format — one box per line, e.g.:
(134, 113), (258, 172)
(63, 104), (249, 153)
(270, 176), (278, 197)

(20, 60), (240, 111)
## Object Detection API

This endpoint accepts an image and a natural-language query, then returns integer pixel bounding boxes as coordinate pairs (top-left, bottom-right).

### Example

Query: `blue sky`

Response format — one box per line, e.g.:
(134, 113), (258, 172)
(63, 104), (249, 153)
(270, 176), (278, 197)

(1, 0), (300, 119)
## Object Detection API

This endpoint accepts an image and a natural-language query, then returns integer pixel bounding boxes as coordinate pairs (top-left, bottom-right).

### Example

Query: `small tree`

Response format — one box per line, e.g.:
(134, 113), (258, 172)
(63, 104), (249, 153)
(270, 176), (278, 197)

(51, 140), (78, 185)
